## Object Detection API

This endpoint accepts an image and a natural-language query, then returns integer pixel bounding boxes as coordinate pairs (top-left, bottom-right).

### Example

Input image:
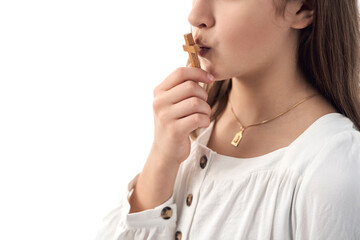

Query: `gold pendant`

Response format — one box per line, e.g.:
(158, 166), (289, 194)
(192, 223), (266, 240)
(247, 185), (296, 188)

(231, 127), (244, 147)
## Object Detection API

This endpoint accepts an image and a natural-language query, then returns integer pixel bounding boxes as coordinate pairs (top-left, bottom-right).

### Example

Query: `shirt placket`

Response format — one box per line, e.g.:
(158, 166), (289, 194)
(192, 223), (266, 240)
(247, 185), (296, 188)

(174, 144), (214, 240)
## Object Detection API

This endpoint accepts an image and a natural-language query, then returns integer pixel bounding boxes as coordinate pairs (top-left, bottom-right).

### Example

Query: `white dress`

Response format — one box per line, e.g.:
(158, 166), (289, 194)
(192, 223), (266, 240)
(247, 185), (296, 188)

(96, 113), (360, 240)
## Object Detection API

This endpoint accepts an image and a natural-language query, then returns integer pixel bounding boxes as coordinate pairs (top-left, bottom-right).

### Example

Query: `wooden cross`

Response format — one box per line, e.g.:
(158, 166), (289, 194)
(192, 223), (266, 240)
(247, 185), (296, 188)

(183, 33), (201, 68)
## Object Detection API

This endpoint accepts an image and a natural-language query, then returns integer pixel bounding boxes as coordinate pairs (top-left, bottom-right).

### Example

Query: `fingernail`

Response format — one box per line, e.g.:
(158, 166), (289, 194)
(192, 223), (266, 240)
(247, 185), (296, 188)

(207, 73), (215, 81)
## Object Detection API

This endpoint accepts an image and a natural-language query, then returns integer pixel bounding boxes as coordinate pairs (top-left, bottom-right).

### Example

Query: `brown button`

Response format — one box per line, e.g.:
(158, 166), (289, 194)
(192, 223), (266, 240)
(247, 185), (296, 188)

(186, 194), (193, 206)
(200, 155), (208, 169)
(175, 231), (182, 240)
(160, 206), (173, 220)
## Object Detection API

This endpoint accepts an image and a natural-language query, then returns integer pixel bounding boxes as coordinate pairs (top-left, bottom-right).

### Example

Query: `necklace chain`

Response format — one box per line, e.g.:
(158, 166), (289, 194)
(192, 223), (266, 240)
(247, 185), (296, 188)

(229, 94), (319, 147)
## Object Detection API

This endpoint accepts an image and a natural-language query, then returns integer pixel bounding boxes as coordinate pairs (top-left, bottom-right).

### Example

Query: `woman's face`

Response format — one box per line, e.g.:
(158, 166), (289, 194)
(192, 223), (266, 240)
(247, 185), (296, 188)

(188, 0), (295, 81)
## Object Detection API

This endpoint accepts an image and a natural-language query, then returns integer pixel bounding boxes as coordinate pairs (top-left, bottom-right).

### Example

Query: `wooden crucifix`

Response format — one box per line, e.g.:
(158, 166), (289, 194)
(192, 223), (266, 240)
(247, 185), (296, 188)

(183, 33), (201, 68)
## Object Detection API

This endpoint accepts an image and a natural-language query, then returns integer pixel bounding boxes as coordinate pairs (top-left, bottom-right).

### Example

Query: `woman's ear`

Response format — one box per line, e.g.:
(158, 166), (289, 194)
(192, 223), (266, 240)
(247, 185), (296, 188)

(290, 0), (314, 29)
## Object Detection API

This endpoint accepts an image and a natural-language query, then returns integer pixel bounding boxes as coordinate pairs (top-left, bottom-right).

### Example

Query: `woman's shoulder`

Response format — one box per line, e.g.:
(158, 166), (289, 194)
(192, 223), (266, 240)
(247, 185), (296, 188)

(278, 113), (359, 174)
(296, 113), (360, 185)
(288, 113), (359, 153)
(311, 113), (360, 158)
(313, 128), (360, 165)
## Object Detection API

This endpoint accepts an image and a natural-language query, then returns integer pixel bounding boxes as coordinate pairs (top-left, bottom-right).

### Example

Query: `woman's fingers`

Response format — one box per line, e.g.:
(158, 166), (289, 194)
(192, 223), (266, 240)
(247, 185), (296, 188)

(170, 97), (212, 120)
(156, 67), (214, 93)
(177, 113), (211, 135)
(163, 80), (208, 104)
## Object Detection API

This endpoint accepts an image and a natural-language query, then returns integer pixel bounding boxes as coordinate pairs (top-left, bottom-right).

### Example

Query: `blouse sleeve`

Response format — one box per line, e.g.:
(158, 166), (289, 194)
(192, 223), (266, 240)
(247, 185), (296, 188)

(294, 131), (360, 240)
(95, 173), (177, 240)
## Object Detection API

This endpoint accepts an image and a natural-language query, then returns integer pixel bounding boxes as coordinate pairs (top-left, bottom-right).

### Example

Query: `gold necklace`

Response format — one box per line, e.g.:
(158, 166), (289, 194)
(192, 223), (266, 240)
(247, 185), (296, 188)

(229, 94), (318, 147)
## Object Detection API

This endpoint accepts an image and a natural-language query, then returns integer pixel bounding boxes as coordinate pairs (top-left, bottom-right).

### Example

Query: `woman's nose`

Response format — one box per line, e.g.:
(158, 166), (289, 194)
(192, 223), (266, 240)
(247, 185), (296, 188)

(187, 0), (215, 29)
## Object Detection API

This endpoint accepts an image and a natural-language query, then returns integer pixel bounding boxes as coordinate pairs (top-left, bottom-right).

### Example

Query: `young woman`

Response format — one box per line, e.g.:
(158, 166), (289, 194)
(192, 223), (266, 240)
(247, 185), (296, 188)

(96, 0), (360, 239)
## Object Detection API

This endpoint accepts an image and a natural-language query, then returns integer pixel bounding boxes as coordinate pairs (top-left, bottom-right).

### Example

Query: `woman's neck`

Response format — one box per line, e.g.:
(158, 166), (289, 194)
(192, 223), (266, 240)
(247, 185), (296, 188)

(229, 64), (318, 126)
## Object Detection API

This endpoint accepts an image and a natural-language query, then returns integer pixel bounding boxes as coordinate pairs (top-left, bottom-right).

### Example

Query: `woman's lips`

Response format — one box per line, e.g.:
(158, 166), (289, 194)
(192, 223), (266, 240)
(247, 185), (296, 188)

(198, 47), (211, 57)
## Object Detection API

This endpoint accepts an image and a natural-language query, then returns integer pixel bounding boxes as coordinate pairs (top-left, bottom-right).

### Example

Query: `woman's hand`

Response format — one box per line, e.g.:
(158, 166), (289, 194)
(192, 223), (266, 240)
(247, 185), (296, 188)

(150, 66), (215, 166)
(129, 66), (214, 214)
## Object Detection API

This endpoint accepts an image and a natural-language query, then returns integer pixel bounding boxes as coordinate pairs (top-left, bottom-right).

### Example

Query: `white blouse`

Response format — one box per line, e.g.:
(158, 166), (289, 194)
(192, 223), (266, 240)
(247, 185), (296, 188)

(96, 113), (360, 240)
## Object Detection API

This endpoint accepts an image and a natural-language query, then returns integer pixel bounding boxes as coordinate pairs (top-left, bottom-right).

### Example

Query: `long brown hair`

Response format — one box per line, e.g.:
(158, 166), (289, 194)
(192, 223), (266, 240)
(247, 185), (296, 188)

(189, 0), (360, 138)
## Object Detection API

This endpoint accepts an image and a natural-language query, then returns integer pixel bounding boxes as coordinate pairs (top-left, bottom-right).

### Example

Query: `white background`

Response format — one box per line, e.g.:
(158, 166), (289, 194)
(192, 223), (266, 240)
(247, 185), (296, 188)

(0, 1), (191, 239)
(1, 1), (359, 240)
